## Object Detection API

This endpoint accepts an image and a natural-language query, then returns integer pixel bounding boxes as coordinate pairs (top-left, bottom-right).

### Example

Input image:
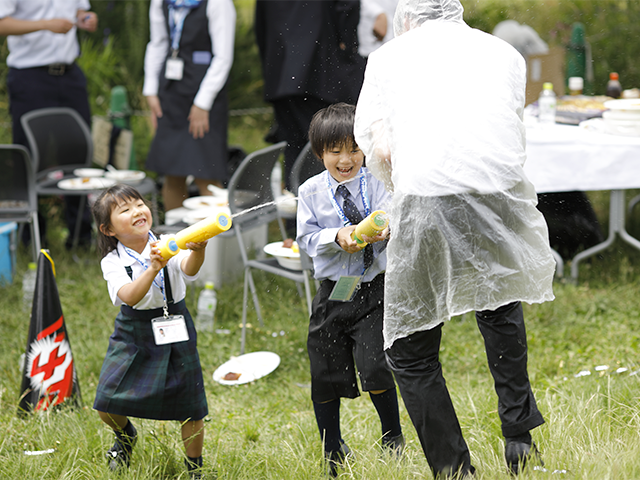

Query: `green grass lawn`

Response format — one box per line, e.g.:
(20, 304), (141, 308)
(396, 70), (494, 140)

(2, 133), (640, 478)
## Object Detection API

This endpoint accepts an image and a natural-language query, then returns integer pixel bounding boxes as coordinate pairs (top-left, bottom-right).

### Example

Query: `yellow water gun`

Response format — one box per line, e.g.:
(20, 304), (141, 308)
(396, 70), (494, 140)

(351, 210), (389, 247)
(157, 212), (232, 260)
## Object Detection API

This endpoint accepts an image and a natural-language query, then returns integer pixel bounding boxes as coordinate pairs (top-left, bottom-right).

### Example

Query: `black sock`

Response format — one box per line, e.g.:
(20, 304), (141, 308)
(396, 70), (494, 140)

(369, 389), (402, 441)
(506, 431), (532, 444)
(313, 399), (342, 452)
(114, 420), (136, 451)
(185, 455), (203, 471)
(115, 420), (136, 439)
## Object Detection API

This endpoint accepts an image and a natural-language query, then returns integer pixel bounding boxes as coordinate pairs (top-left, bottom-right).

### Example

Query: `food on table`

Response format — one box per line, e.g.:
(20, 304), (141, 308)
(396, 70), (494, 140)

(557, 96), (609, 113)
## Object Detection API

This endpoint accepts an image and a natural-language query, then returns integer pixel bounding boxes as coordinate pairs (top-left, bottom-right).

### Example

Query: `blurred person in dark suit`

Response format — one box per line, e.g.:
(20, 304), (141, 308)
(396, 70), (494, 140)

(254, 0), (365, 192)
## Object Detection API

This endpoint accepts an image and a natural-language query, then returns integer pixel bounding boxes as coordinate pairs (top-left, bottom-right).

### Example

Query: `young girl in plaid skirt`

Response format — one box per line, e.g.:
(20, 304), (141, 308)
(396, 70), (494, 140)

(91, 184), (208, 479)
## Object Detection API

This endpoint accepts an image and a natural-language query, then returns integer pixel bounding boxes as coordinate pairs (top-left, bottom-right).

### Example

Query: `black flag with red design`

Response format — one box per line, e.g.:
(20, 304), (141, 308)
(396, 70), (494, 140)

(18, 251), (81, 413)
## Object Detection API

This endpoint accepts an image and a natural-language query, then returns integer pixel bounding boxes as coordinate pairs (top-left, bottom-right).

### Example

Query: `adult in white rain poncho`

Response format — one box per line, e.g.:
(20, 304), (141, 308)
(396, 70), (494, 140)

(354, 0), (556, 476)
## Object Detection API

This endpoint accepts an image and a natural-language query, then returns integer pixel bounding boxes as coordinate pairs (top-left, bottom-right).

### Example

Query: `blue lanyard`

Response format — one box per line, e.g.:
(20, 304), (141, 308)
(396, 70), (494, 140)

(168, 7), (188, 53)
(122, 232), (166, 299)
(326, 171), (371, 227)
(167, 1), (201, 54)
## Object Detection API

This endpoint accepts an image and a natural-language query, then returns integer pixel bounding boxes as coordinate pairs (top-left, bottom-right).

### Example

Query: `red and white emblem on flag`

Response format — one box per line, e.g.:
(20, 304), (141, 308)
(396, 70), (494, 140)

(26, 316), (75, 410)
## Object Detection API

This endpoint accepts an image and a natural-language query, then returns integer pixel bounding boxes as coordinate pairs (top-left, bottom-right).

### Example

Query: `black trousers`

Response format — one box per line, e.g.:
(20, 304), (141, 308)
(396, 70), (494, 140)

(386, 301), (544, 478)
(271, 95), (329, 191)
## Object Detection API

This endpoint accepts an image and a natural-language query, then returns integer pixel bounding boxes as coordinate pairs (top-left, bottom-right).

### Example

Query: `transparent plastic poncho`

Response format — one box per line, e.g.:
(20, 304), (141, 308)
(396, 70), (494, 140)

(354, 0), (555, 349)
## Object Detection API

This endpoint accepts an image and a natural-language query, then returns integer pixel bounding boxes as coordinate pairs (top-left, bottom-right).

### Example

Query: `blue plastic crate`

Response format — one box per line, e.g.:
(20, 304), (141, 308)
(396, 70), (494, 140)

(0, 222), (18, 285)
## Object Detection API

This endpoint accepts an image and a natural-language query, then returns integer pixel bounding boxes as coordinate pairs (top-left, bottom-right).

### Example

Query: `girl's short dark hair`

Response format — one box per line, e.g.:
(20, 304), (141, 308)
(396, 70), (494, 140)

(91, 184), (147, 257)
(308, 103), (358, 161)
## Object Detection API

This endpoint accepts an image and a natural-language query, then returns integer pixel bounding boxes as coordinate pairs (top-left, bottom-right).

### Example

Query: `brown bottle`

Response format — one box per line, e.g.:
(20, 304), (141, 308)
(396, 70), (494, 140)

(606, 72), (622, 99)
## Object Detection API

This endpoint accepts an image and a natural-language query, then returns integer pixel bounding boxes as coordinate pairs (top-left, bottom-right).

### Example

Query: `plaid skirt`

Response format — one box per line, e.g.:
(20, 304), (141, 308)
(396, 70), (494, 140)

(93, 300), (208, 421)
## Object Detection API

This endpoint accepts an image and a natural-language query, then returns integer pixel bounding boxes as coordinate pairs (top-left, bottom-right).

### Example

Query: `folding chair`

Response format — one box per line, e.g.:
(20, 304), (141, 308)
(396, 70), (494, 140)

(227, 142), (314, 354)
(21, 107), (93, 251)
(0, 145), (42, 263)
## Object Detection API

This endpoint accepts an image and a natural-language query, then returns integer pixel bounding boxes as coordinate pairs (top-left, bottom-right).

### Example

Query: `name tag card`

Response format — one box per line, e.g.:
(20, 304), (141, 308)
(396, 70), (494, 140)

(328, 276), (362, 302)
(152, 315), (189, 345)
(165, 57), (184, 80)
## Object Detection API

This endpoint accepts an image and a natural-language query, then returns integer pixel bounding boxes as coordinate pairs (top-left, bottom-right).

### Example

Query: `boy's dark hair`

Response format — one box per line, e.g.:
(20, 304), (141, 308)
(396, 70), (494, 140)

(91, 184), (147, 258)
(308, 103), (358, 161)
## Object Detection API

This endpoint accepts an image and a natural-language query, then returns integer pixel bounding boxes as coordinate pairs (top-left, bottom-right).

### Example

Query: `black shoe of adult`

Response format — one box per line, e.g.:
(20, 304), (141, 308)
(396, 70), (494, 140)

(325, 440), (351, 478)
(505, 439), (542, 475)
(105, 424), (138, 471)
(382, 433), (405, 458)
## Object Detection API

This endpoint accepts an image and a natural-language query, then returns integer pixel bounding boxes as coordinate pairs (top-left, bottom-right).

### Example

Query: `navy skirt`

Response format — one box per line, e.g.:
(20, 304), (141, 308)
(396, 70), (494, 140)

(93, 300), (208, 421)
(146, 84), (229, 182)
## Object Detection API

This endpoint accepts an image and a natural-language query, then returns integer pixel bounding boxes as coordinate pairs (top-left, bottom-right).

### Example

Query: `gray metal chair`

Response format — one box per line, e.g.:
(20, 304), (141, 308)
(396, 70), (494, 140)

(0, 145), (41, 263)
(289, 141), (324, 196)
(21, 107), (93, 251)
(21, 107), (93, 179)
(227, 142), (314, 354)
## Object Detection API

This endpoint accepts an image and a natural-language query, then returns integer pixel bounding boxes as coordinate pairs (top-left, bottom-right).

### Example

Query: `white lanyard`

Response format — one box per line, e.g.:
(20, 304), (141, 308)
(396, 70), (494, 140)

(122, 232), (166, 302)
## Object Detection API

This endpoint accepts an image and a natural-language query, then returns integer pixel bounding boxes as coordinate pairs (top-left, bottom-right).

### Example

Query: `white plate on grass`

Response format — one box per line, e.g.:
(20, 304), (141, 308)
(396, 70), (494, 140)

(58, 177), (116, 190)
(183, 196), (229, 210)
(213, 351), (281, 385)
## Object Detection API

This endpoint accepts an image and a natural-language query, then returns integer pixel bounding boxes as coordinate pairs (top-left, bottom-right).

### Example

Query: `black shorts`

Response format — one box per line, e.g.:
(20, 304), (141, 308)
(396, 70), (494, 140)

(307, 274), (396, 403)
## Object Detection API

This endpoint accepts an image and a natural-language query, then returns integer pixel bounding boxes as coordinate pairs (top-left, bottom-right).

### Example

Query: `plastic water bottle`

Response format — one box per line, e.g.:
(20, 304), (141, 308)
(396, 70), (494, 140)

(22, 262), (37, 312)
(196, 282), (217, 331)
(271, 162), (282, 198)
(538, 82), (557, 125)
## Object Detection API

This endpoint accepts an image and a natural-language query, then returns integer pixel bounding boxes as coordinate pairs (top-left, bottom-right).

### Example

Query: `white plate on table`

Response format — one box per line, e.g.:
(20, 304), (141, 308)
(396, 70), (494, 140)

(104, 169), (146, 185)
(263, 241), (301, 270)
(213, 351), (281, 385)
(73, 168), (104, 178)
(206, 184), (229, 200)
(182, 206), (231, 225)
(183, 196), (229, 210)
(58, 177), (116, 190)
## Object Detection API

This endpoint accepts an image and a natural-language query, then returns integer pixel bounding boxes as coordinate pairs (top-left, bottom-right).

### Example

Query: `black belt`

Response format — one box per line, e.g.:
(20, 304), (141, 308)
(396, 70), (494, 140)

(37, 63), (75, 76)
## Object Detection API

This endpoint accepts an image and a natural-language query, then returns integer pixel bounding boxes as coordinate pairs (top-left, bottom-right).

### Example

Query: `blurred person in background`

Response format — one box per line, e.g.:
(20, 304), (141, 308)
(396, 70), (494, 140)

(492, 19), (548, 59)
(254, 0), (365, 193)
(143, 0), (235, 211)
(0, 0), (98, 249)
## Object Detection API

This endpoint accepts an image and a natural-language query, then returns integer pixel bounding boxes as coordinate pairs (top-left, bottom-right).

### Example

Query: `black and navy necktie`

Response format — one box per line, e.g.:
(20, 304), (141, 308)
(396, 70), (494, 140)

(337, 185), (374, 270)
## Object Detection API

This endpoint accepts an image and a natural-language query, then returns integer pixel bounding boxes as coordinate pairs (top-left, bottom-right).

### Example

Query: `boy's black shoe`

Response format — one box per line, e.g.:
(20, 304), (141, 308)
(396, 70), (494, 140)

(325, 440), (351, 478)
(106, 423), (138, 471)
(505, 438), (542, 475)
(382, 433), (405, 458)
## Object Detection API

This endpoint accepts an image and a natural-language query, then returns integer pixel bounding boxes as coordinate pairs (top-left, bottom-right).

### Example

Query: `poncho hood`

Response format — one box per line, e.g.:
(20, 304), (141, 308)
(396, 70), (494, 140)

(393, 0), (465, 37)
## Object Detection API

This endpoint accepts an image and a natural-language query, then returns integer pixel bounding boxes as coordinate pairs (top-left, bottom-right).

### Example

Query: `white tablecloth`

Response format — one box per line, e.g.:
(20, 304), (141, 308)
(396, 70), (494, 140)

(524, 123), (640, 193)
